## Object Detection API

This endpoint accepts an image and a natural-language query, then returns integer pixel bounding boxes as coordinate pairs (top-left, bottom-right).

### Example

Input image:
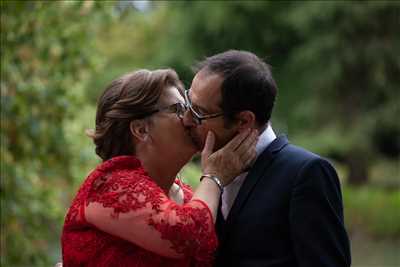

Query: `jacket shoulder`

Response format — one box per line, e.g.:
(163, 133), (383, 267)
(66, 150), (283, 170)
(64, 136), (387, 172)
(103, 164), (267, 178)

(280, 143), (325, 164)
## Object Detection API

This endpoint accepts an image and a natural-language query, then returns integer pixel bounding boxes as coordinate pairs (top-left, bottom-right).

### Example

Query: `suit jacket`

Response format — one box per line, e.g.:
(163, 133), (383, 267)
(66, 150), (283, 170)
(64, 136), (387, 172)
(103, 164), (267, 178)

(214, 136), (351, 267)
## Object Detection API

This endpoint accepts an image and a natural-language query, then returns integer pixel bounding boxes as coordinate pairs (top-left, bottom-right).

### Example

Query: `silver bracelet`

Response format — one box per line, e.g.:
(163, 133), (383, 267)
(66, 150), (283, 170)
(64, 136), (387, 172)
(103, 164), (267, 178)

(200, 174), (224, 193)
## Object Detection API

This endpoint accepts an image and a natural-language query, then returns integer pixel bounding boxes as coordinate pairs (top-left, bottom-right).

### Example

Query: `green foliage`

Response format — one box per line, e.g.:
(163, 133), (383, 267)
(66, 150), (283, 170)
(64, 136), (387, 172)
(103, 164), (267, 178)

(287, 1), (400, 155)
(1, 1), (399, 266)
(85, 4), (170, 104)
(1, 2), (110, 265)
(180, 161), (201, 188)
(151, 1), (300, 86)
(286, 2), (400, 185)
(343, 186), (400, 239)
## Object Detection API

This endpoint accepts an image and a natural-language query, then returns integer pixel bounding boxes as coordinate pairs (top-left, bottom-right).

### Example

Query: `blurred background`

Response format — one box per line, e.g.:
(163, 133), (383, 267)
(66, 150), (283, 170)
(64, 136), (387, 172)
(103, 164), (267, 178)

(1, 1), (399, 266)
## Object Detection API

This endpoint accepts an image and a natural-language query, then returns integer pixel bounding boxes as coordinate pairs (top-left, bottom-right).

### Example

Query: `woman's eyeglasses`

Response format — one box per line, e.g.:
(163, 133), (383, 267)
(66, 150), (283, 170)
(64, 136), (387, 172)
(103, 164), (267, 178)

(150, 102), (188, 119)
(160, 102), (187, 119)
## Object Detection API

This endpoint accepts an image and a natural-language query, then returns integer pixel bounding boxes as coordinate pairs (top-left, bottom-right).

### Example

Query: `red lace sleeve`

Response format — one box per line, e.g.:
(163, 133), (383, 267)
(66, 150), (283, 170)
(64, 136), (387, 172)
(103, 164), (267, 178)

(84, 168), (217, 262)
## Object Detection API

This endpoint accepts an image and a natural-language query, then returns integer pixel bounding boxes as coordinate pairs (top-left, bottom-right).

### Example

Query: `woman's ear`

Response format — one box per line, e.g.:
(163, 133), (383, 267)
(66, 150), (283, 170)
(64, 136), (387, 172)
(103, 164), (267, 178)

(236, 111), (256, 131)
(130, 120), (149, 142)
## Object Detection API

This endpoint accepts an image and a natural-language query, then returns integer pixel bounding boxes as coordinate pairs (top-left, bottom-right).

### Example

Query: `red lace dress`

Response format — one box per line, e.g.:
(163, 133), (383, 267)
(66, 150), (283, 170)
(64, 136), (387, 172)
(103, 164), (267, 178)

(61, 155), (217, 267)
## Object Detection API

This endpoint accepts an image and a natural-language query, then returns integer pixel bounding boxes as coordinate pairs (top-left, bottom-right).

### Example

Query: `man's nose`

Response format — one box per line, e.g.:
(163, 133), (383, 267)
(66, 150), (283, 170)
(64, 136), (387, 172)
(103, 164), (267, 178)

(182, 109), (196, 127)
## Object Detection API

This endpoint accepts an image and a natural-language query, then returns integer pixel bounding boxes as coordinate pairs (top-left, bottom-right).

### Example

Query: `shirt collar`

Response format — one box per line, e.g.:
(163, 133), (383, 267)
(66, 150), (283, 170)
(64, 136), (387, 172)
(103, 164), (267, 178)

(255, 124), (276, 157)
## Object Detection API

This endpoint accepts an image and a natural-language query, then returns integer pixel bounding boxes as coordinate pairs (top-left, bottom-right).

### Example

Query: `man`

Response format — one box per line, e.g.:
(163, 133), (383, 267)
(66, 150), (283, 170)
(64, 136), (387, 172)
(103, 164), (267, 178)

(182, 50), (351, 267)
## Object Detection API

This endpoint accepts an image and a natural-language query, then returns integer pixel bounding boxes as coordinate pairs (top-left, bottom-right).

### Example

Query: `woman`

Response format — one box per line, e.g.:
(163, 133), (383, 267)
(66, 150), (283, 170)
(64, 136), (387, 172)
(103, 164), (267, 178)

(61, 69), (257, 267)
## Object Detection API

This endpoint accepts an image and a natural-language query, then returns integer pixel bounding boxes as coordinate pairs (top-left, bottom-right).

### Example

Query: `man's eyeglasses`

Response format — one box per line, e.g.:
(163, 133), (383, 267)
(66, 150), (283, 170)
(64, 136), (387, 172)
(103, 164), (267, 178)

(184, 90), (224, 125)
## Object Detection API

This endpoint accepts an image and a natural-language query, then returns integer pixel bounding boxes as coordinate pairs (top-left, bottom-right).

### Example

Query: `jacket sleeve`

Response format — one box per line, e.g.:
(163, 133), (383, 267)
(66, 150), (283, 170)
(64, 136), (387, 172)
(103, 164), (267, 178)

(289, 158), (351, 267)
(84, 171), (217, 263)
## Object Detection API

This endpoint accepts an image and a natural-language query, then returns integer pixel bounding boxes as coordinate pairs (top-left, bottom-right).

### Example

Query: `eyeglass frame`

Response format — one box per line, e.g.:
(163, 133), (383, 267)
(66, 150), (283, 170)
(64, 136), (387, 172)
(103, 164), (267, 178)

(143, 102), (188, 119)
(184, 89), (224, 125)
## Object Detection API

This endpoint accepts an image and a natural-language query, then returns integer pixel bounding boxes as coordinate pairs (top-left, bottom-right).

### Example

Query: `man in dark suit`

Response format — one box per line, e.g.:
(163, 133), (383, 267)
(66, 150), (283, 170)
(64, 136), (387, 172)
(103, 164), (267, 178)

(182, 50), (351, 267)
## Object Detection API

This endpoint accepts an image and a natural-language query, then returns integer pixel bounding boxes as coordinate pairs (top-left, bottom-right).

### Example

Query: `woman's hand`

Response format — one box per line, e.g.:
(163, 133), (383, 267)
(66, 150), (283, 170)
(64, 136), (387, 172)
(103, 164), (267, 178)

(201, 128), (258, 186)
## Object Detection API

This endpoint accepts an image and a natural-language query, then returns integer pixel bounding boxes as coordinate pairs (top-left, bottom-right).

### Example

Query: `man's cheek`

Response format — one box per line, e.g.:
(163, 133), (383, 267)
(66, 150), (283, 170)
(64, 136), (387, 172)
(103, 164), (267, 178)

(198, 132), (208, 150)
(189, 128), (206, 151)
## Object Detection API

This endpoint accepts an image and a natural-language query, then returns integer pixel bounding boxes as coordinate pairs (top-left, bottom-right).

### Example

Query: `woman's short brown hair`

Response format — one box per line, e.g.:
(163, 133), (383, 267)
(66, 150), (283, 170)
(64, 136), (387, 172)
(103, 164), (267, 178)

(93, 69), (183, 161)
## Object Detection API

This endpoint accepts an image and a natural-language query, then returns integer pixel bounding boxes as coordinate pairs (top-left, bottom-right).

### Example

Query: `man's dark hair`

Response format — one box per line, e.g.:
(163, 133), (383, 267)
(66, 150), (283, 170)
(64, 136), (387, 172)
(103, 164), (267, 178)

(194, 50), (277, 127)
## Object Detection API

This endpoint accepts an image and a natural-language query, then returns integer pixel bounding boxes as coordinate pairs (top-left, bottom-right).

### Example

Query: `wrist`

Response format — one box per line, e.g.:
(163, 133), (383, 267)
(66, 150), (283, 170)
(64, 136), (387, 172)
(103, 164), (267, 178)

(200, 174), (224, 193)
(202, 169), (227, 184)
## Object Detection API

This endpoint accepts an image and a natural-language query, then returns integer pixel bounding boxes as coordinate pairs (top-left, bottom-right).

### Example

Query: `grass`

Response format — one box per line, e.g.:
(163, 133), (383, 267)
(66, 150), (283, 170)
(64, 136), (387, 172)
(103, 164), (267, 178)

(351, 232), (400, 266)
(343, 186), (400, 239)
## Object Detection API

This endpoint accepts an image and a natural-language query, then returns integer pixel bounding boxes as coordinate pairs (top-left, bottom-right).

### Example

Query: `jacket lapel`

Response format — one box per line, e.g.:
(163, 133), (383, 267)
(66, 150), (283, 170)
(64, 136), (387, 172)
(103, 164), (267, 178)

(215, 198), (226, 241)
(219, 135), (289, 242)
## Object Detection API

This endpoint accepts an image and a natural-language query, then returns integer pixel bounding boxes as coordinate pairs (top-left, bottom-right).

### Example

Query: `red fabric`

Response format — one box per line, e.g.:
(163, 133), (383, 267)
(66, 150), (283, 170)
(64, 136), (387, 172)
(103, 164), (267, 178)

(62, 155), (217, 267)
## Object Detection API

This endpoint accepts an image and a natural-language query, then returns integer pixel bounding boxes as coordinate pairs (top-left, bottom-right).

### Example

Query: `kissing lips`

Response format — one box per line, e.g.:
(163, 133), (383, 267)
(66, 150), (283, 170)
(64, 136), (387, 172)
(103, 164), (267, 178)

(187, 130), (202, 151)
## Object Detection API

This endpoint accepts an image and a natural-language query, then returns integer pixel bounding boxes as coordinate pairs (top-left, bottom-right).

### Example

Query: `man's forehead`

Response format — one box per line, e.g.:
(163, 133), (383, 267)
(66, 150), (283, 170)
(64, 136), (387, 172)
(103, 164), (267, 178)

(190, 71), (223, 100)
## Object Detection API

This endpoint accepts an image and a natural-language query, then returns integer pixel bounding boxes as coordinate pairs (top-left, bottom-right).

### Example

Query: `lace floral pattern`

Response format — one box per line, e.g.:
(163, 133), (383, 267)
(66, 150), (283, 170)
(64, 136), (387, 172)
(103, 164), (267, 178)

(62, 156), (217, 267)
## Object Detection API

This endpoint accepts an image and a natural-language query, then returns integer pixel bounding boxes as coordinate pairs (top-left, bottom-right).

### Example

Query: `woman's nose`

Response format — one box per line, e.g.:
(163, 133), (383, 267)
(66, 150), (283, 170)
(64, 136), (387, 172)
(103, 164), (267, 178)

(181, 109), (196, 127)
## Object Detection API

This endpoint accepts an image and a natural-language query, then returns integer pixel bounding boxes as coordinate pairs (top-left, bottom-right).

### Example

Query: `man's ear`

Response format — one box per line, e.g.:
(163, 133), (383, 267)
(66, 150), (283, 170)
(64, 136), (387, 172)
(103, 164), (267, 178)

(236, 111), (256, 131)
(130, 120), (149, 142)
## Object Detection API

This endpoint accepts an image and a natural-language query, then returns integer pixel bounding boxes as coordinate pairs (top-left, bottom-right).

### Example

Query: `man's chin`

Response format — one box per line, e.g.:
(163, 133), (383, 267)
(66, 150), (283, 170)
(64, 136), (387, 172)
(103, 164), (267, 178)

(190, 132), (225, 152)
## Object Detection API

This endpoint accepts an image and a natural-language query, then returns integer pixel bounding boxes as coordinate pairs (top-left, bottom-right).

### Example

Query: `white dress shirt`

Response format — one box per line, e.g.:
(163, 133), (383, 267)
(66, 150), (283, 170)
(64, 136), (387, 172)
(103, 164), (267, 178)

(221, 125), (276, 219)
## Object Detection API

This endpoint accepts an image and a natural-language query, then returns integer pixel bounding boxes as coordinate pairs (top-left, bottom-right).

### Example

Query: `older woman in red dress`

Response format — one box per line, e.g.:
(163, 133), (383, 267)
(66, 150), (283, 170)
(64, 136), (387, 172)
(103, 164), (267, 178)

(61, 69), (257, 267)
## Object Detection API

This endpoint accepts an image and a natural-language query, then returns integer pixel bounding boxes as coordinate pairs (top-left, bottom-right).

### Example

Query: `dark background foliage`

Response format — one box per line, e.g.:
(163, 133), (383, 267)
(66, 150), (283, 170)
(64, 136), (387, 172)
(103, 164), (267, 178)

(1, 1), (399, 266)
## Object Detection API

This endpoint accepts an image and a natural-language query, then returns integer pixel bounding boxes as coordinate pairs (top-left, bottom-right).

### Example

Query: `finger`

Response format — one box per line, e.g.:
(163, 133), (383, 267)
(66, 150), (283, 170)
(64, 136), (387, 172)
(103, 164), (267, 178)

(224, 128), (252, 151)
(240, 144), (257, 165)
(201, 131), (215, 160)
(236, 129), (258, 157)
(238, 146), (257, 165)
(242, 150), (257, 170)
(237, 129), (258, 153)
